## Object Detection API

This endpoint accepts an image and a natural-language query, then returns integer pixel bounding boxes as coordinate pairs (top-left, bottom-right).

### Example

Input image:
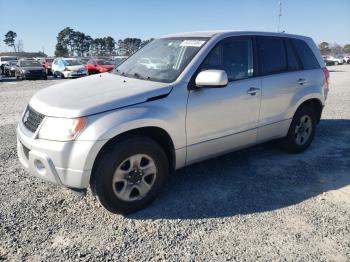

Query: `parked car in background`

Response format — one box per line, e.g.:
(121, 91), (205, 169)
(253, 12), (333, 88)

(0, 56), (18, 65)
(40, 57), (54, 75)
(86, 58), (115, 74)
(137, 57), (168, 69)
(4, 60), (18, 77)
(323, 56), (335, 66)
(329, 56), (345, 65)
(52, 58), (88, 78)
(0, 56), (18, 74)
(15, 59), (47, 80)
(344, 56), (350, 64)
(17, 31), (329, 214)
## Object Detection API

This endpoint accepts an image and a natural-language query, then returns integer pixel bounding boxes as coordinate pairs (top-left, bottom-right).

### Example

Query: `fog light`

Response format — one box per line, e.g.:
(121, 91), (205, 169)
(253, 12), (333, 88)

(34, 160), (46, 175)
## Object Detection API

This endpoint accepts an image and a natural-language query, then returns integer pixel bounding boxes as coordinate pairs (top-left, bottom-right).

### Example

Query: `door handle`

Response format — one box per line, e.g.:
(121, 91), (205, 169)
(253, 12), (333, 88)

(297, 78), (308, 85)
(247, 87), (260, 95)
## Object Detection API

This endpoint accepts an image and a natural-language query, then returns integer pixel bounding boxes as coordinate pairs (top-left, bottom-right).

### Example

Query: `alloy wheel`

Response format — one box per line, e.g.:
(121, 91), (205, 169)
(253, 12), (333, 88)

(112, 154), (157, 202)
(294, 115), (312, 145)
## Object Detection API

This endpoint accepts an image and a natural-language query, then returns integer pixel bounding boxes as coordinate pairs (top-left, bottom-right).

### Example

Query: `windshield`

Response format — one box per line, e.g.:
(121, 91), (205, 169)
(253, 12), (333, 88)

(63, 59), (83, 66)
(46, 58), (53, 63)
(7, 61), (17, 66)
(20, 60), (42, 67)
(96, 59), (113, 65)
(113, 38), (208, 83)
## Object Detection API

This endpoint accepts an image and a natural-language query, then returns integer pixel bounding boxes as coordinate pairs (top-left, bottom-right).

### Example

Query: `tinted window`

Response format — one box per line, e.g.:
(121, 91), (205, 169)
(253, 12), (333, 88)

(292, 39), (319, 70)
(201, 38), (253, 81)
(257, 38), (287, 75)
(286, 40), (301, 71)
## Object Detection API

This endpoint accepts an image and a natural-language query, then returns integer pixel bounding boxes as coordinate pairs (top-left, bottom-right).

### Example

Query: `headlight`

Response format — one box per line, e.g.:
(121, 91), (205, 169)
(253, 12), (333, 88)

(38, 117), (86, 141)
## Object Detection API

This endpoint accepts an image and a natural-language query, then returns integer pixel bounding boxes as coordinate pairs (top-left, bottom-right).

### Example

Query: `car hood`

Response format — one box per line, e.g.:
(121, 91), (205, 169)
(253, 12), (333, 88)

(29, 73), (173, 118)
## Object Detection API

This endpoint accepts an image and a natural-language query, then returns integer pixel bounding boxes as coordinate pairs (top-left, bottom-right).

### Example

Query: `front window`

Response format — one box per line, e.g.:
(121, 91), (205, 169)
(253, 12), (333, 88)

(200, 38), (253, 81)
(113, 37), (208, 83)
(63, 59), (83, 66)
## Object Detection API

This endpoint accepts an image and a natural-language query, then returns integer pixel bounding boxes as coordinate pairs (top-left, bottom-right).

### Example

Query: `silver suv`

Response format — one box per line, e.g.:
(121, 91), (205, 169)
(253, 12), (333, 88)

(17, 31), (329, 214)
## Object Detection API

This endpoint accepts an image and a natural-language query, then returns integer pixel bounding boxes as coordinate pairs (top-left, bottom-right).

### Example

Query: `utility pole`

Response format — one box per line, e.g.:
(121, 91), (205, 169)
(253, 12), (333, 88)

(277, 0), (282, 32)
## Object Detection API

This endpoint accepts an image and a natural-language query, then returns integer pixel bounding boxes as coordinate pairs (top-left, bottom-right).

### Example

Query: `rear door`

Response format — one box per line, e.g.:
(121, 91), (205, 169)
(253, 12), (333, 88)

(256, 37), (304, 142)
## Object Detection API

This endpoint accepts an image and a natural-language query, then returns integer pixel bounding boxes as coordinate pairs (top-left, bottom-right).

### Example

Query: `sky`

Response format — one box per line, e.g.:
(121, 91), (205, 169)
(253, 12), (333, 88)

(0, 0), (349, 56)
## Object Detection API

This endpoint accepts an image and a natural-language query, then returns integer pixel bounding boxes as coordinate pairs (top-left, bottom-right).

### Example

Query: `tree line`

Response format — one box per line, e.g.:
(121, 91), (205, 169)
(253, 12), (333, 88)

(3, 29), (350, 58)
(318, 42), (350, 56)
(54, 27), (153, 57)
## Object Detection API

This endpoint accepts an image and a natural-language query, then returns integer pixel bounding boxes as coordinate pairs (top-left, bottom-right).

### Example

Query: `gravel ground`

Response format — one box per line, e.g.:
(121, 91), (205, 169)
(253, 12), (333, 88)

(0, 66), (350, 261)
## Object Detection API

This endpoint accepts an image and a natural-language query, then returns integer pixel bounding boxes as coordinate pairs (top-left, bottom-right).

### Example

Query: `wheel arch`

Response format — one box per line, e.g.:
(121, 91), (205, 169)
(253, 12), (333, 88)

(90, 126), (176, 187)
(293, 98), (323, 124)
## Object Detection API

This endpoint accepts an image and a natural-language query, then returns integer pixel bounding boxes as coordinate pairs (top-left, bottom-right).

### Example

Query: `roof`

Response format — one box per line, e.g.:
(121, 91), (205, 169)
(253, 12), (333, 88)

(162, 30), (310, 40)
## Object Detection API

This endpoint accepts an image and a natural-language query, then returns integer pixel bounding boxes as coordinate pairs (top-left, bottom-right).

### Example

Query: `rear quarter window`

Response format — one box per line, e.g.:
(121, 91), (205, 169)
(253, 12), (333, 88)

(285, 40), (301, 71)
(291, 39), (320, 70)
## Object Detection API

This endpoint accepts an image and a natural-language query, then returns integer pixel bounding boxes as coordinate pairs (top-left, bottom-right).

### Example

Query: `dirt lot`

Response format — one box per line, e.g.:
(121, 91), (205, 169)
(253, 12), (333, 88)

(0, 66), (350, 261)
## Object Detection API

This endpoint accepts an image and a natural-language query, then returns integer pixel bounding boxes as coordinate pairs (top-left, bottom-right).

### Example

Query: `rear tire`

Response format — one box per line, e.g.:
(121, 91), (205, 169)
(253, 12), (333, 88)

(91, 136), (169, 214)
(282, 106), (316, 153)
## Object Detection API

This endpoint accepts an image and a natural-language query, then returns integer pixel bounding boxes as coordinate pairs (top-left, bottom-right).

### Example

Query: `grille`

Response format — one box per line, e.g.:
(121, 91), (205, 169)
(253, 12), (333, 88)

(22, 106), (45, 133)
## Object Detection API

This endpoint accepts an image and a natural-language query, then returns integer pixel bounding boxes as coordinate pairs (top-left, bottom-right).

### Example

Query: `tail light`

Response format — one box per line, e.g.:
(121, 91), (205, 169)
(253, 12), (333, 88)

(322, 67), (330, 99)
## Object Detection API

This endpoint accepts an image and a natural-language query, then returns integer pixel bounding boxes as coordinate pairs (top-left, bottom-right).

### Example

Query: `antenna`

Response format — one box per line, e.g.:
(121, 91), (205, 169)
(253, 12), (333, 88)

(277, 0), (282, 32)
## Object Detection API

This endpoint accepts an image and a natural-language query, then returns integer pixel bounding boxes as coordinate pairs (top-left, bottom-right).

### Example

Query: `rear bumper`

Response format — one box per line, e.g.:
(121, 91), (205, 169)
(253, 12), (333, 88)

(16, 123), (103, 189)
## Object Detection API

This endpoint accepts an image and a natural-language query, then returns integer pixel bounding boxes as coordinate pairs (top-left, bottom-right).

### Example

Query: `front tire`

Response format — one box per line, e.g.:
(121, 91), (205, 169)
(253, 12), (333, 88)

(282, 106), (316, 153)
(91, 136), (169, 214)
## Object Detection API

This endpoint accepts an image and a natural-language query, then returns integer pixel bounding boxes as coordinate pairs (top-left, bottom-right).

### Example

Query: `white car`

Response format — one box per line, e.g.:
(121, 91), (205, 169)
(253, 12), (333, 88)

(328, 56), (345, 65)
(52, 58), (88, 78)
(137, 57), (168, 70)
(344, 56), (350, 64)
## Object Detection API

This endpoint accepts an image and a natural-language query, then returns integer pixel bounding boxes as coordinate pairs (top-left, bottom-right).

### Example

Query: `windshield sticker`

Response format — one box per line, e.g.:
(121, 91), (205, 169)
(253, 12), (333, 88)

(180, 40), (205, 47)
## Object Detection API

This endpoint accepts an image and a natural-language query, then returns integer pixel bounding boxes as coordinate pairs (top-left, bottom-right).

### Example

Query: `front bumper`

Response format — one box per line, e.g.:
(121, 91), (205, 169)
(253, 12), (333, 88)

(63, 70), (88, 78)
(23, 72), (46, 79)
(16, 122), (102, 189)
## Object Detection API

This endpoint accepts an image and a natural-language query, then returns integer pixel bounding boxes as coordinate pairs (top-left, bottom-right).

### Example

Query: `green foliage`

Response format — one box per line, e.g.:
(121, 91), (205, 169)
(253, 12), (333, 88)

(318, 42), (331, 55)
(54, 42), (68, 57)
(54, 27), (154, 57)
(4, 30), (17, 52)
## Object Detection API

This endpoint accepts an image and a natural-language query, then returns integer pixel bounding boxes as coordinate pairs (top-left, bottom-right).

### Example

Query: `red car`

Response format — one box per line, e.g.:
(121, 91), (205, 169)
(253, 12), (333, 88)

(86, 59), (115, 74)
(41, 57), (54, 75)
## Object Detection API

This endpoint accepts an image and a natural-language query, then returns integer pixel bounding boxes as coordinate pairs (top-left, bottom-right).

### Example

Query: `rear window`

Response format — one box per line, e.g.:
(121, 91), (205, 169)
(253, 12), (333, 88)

(257, 38), (287, 75)
(291, 39), (320, 70)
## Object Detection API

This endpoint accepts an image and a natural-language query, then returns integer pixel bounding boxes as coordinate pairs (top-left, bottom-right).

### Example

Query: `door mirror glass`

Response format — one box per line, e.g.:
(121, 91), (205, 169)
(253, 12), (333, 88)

(195, 70), (228, 88)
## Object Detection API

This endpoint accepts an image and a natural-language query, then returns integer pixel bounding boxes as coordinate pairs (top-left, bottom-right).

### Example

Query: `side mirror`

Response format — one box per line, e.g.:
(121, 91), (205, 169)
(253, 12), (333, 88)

(195, 70), (228, 88)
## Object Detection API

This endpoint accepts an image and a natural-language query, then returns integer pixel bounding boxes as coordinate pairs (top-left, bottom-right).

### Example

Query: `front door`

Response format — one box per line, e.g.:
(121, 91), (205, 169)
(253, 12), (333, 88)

(186, 37), (261, 164)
